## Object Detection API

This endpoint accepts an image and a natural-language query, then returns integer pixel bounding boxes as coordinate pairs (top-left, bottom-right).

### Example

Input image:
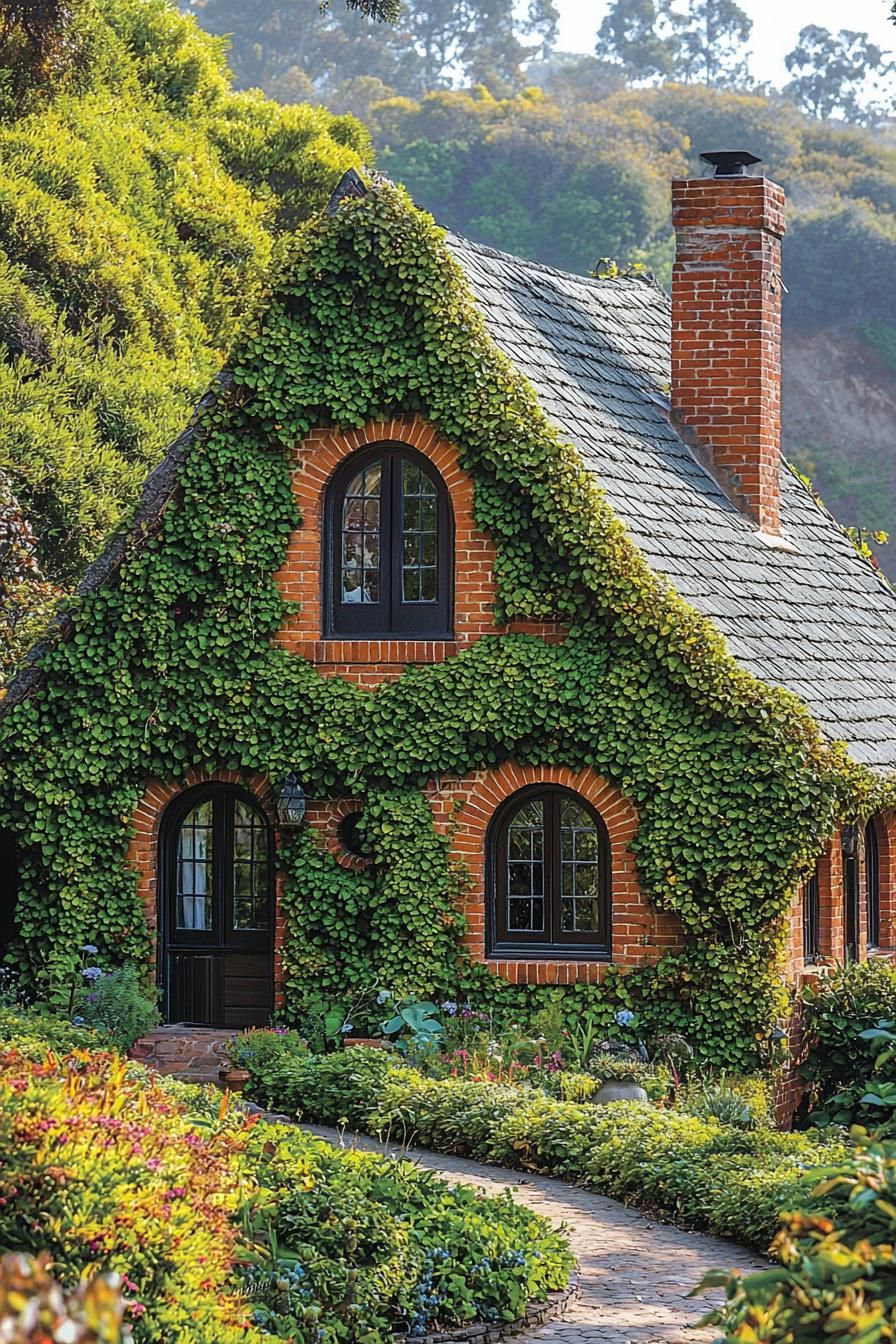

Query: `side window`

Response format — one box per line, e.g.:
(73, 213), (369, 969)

(490, 786), (611, 957)
(326, 446), (453, 637)
(866, 818), (881, 949)
(803, 864), (820, 963)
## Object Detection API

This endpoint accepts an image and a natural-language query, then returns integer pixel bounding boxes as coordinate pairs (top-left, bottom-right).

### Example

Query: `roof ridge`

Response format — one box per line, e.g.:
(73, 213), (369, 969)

(445, 231), (667, 299)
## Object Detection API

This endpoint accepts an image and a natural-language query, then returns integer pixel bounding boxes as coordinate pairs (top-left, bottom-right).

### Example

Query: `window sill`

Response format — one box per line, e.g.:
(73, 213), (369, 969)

(488, 947), (612, 962)
(305, 638), (458, 664)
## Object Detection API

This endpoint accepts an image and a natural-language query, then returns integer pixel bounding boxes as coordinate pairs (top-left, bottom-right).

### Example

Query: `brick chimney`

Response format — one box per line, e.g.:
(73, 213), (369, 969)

(671, 152), (786, 535)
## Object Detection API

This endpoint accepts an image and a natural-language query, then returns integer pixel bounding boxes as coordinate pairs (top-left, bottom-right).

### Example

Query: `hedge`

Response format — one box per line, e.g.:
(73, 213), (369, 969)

(246, 1049), (847, 1253)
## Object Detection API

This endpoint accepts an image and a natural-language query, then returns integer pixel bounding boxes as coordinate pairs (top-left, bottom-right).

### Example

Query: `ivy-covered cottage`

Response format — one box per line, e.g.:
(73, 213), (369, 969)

(2, 153), (896, 1077)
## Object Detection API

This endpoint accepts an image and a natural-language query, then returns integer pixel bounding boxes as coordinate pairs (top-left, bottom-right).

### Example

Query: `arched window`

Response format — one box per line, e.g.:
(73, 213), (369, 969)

(326, 446), (453, 637)
(866, 818), (881, 949)
(160, 784), (273, 1026)
(489, 786), (611, 957)
(803, 863), (820, 964)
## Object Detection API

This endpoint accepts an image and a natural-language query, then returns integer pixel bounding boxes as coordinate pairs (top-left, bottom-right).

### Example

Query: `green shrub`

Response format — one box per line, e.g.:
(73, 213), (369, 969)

(802, 961), (896, 1100)
(226, 1025), (309, 1083)
(246, 1049), (846, 1252)
(681, 1075), (775, 1130)
(0, 1023), (572, 1343)
(704, 1136), (896, 1342)
(74, 965), (159, 1050)
(0, 1004), (101, 1057)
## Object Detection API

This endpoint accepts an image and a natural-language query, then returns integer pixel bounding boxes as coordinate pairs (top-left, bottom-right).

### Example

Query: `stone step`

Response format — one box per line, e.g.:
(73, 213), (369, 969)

(130, 1024), (235, 1075)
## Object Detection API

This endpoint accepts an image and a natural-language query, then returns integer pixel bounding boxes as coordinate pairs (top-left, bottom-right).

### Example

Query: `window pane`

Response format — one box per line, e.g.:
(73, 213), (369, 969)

(342, 463), (381, 604)
(401, 459), (438, 605)
(560, 799), (602, 935)
(176, 801), (213, 931)
(232, 800), (270, 931)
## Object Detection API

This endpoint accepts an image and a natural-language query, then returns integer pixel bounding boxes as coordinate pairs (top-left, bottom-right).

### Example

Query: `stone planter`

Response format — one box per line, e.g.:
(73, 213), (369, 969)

(343, 1037), (384, 1049)
(593, 1078), (648, 1105)
(218, 1065), (250, 1092)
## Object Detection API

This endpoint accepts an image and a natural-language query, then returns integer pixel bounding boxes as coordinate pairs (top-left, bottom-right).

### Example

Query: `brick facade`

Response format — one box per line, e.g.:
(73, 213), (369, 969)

(427, 761), (680, 986)
(671, 174), (786, 535)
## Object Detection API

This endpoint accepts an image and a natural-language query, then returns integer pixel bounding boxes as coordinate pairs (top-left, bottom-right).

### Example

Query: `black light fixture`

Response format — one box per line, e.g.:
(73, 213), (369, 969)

(275, 774), (306, 827)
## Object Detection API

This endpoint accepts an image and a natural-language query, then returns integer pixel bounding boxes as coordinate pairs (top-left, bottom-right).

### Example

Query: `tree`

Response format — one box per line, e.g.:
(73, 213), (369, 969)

(596, 0), (682, 82)
(192, 0), (557, 98)
(784, 25), (894, 124)
(673, 0), (752, 87)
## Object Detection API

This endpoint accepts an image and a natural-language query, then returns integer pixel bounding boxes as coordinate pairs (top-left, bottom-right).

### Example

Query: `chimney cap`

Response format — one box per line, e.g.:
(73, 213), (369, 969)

(699, 150), (761, 177)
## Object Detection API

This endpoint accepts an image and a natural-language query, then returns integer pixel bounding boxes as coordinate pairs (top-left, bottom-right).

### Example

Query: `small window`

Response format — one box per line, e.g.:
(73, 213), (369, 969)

(490, 786), (611, 957)
(866, 818), (881, 949)
(803, 865), (820, 963)
(326, 446), (453, 637)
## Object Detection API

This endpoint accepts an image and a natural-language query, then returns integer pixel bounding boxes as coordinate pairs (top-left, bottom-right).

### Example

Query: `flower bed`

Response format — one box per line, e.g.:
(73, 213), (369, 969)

(0, 1010), (572, 1342)
(242, 1047), (847, 1253)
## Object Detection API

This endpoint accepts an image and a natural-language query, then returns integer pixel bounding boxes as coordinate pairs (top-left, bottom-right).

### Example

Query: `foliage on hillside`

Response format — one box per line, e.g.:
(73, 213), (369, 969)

(0, 0), (369, 675)
(368, 81), (896, 317)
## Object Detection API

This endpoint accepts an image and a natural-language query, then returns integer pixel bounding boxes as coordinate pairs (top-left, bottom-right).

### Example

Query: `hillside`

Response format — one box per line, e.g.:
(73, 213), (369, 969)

(359, 83), (896, 571)
(0, 0), (368, 672)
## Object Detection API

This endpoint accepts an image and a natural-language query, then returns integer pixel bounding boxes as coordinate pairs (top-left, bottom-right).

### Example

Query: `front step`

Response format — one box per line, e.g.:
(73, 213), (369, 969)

(130, 1025), (235, 1082)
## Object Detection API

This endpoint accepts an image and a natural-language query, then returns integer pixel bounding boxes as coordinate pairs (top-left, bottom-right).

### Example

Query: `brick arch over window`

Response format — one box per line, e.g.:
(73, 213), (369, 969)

(274, 415), (565, 686)
(428, 762), (682, 985)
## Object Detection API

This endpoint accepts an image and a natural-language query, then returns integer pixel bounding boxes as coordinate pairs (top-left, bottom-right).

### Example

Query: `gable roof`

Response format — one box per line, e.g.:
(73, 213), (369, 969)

(448, 233), (896, 770)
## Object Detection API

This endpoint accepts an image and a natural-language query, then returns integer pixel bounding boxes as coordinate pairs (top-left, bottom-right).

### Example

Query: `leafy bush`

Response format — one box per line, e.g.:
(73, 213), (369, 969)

(0, 1019), (572, 1342)
(703, 1137), (896, 1342)
(244, 1124), (573, 1338)
(0, 1253), (131, 1342)
(0, 1004), (101, 1056)
(226, 1025), (309, 1084)
(74, 965), (159, 1050)
(243, 1048), (846, 1252)
(801, 961), (896, 1102)
(681, 1075), (775, 1131)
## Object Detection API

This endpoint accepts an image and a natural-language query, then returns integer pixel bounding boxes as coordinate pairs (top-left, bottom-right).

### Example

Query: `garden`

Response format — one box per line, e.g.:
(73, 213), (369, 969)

(4, 958), (896, 1340)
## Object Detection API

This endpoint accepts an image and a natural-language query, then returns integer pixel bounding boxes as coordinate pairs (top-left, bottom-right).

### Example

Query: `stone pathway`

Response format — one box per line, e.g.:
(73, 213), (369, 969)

(304, 1125), (766, 1344)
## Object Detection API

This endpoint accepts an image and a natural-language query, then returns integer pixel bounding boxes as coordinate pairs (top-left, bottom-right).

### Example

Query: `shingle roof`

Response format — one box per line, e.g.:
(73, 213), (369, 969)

(449, 233), (896, 770)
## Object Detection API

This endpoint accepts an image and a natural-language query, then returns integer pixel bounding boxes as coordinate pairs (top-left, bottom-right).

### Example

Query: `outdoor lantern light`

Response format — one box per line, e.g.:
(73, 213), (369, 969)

(276, 774), (306, 827)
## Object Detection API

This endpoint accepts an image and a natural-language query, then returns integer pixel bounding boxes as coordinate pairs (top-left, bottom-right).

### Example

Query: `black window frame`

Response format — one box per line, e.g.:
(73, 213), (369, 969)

(487, 785), (611, 959)
(161, 783), (274, 955)
(803, 864), (821, 964)
(866, 817), (881, 950)
(325, 445), (454, 638)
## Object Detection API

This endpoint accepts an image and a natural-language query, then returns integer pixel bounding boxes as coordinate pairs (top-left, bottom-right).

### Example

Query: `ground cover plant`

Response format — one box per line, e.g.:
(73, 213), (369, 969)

(0, 1008), (573, 1342)
(238, 1045), (846, 1254)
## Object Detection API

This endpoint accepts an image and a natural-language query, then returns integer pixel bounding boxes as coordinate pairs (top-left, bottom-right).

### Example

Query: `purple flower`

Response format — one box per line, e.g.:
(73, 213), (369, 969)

(440, 1000), (458, 1016)
(81, 944), (98, 956)
(82, 967), (104, 982)
(615, 1009), (635, 1027)
(340, 1022), (354, 1034)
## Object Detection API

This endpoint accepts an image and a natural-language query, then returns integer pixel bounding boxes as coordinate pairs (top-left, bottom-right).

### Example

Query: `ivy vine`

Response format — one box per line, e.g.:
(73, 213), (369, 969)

(0, 181), (882, 1068)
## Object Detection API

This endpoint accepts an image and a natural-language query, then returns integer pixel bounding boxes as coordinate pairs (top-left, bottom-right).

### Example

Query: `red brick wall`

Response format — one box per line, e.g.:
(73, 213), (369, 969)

(671, 175), (786, 534)
(427, 760), (680, 986)
(273, 415), (564, 687)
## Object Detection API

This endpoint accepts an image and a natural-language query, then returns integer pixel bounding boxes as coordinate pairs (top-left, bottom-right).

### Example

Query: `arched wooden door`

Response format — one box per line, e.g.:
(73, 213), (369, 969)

(159, 785), (274, 1027)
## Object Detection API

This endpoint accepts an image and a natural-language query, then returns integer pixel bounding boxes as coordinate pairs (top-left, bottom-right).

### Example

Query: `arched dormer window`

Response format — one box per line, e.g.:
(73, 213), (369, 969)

(489, 786), (611, 957)
(326, 446), (453, 637)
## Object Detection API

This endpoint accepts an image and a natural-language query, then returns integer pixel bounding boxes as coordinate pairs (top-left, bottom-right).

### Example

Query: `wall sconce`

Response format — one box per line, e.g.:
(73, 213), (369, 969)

(275, 774), (306, 827)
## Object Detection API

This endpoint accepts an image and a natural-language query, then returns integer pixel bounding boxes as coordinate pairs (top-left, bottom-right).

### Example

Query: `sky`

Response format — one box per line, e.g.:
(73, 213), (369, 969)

(555, 0), (896, 85)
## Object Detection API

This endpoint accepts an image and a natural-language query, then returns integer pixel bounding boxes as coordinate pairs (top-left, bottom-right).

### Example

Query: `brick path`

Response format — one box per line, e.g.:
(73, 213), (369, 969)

(304, 1125), (766, 1344)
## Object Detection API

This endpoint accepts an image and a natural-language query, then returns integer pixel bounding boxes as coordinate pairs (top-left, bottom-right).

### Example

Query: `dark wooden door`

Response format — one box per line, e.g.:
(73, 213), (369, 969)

(161, 786), (273, 1027)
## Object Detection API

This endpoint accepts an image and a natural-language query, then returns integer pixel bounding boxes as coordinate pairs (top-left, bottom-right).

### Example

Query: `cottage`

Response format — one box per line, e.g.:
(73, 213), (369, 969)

(2, 154), (895, 1077)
